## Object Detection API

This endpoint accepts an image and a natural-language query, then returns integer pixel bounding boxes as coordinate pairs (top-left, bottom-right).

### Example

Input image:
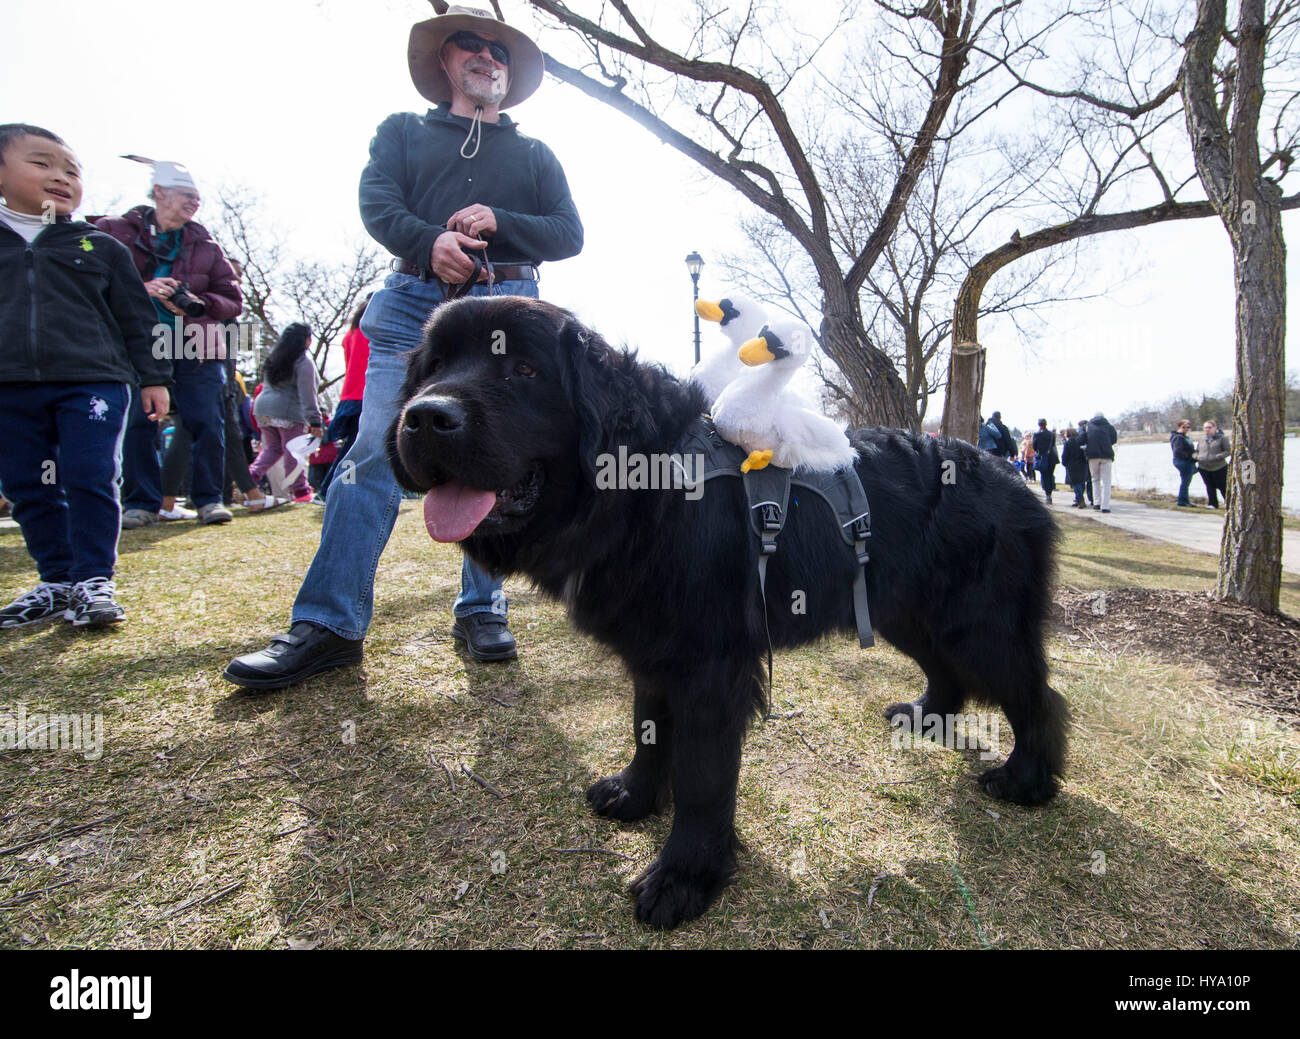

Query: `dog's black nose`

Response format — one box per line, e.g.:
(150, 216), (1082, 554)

(403, 396), (465, 435)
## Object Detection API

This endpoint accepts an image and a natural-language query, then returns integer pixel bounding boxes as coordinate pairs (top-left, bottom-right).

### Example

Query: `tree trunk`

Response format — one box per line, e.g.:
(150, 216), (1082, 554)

(819, 305), (917, 430)
(1216, 191), (1286, 611)
(941, 263), (992, 443)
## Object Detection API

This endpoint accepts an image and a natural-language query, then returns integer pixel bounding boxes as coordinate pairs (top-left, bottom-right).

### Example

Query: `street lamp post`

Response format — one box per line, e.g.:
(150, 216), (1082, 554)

(685, 251), (704, 365)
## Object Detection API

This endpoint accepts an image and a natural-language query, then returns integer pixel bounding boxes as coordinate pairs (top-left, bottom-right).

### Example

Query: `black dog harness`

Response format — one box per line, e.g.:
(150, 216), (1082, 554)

(677, 416), (875, 701)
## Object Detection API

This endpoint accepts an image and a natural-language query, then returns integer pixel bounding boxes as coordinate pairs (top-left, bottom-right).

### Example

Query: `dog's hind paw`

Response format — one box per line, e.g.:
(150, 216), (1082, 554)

(978, 763), (1058, 806)
(586, 772), (660, 822)
(629, 857), (729, 930)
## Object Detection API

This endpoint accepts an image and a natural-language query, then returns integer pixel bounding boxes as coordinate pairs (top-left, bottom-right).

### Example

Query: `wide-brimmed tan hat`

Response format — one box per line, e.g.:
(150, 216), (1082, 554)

(408, 5), (544, 110)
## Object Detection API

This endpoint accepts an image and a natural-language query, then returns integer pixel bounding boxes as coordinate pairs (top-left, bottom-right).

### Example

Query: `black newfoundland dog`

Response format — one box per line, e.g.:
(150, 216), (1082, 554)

(389, 296), (1067, 929)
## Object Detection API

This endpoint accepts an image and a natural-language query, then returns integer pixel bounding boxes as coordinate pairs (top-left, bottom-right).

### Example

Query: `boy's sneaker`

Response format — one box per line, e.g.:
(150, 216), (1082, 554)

(0, 582), (72, 629)
(64, 577), (125, 627)
(121, 508), (160, 530)
(159, 504), (198, 521)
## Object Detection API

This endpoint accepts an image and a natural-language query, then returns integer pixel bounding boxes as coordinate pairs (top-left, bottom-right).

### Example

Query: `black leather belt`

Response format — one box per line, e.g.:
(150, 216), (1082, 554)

(392, 259), (538, 281)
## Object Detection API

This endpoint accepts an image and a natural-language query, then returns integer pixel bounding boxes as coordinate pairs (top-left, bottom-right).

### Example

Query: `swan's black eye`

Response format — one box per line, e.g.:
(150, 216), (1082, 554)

(514, 361), (538, 378)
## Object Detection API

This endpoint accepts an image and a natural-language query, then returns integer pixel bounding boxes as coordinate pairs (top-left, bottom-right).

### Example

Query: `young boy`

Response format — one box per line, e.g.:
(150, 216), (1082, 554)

(0, 124), (171, 627)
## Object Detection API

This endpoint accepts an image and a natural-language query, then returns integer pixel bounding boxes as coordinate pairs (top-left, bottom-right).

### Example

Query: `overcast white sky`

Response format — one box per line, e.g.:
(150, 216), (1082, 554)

(4, 0), (1296, 432)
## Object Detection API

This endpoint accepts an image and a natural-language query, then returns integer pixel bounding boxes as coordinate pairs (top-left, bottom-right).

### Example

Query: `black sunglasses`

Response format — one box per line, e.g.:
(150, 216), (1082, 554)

(448, 31), (510, 66)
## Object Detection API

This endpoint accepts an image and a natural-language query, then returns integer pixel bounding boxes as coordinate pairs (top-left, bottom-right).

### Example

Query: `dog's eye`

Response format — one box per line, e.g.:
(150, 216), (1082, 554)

(513, 361), (538, 378)
(426, 357), (443, 378)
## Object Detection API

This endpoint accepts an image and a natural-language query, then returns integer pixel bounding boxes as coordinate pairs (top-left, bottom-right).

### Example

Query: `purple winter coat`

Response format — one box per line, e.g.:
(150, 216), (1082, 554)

(94, 205), (242, 360)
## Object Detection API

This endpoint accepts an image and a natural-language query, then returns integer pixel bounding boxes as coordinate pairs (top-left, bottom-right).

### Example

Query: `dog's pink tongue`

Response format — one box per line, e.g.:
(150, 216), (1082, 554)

(423, 482), (497, 542)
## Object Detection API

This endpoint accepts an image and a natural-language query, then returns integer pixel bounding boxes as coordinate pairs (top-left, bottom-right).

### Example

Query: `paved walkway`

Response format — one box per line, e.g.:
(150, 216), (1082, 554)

(1039, 493), (1300, 575)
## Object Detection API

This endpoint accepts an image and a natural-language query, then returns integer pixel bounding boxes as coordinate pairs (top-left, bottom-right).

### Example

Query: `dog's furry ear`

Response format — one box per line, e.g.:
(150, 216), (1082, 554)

(557, 317), (630, 481)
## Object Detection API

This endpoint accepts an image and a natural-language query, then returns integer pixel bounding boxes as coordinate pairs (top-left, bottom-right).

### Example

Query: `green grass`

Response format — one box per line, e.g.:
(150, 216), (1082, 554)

(0, 505), (1297, 948)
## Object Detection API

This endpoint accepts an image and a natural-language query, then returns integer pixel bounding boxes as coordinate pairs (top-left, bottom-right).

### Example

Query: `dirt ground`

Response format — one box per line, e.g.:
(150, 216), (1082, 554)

(1054, 588), (1300, 725)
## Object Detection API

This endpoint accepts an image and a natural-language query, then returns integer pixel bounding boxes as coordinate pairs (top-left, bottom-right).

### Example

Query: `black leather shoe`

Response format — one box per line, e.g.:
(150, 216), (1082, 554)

(223, 621), (363, 690)
(452, 614), (517, 662)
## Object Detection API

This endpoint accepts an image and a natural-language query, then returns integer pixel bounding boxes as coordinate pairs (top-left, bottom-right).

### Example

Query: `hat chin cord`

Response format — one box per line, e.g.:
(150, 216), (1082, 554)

(460, 106), (485, 159)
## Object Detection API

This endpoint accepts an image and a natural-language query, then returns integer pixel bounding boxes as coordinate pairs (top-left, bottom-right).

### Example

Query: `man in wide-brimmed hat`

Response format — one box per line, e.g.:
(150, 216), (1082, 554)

(225, 4), (584, 690)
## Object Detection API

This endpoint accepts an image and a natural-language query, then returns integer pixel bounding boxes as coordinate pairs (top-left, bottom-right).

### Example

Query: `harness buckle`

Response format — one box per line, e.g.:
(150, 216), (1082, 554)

(760, 502), (783, 532)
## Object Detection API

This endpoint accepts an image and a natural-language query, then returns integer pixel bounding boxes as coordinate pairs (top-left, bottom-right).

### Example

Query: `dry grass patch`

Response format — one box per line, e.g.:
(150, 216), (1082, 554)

(1, 504), (1297, 948)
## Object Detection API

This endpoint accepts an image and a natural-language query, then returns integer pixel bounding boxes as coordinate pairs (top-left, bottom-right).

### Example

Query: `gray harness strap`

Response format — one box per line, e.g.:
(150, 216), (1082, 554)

(679, 415), (876, 654)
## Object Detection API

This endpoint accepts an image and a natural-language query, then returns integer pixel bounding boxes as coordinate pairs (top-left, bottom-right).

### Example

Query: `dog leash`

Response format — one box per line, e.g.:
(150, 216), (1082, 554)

(439, 250), (496, 301)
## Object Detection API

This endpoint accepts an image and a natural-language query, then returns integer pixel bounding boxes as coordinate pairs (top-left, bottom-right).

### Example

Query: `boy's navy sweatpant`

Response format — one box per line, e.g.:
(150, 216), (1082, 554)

(0, 382), (131, 584)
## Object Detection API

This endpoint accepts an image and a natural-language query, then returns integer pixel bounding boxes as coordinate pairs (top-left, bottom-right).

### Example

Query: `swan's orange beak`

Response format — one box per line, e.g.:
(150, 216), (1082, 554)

(739, 336), (776, 366)
(695, 299), (725, 323)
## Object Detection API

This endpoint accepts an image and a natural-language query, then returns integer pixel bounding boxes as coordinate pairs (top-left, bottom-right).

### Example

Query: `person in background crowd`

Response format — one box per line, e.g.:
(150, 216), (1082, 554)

(1197, 420), (1231, 509)
(1060, 427), (1088, 507)
(1021, 431), (1036, 483)
(1170, 418), (1199, 507)
(319, 293), (371, 499)
(1077, 419), (1094, 506)
(308, 414), (339, 498)
(220, 259), (271, 510)
(977, 414), (1001, 454)
(0, 124), (171, 628)
(95, 156), (241, 528)
(247, 323), (322, 504)
(990, 410), (1015, 459)
(1084, 411), (1118, 512)
(1032, 418), (1058, 505)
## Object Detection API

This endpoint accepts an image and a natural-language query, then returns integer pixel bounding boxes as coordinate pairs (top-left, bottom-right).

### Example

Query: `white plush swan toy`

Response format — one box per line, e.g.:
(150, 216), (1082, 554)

(690, 294), (769, 405)
(711, 316), (857, 474)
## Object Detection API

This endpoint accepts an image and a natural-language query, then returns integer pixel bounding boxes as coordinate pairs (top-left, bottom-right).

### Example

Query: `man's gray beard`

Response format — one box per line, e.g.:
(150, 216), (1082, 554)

(461, 68), (507, 107)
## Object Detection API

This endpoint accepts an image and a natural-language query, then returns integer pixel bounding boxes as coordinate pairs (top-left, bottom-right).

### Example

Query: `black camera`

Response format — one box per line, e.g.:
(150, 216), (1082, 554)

(169, 284), (206, 318)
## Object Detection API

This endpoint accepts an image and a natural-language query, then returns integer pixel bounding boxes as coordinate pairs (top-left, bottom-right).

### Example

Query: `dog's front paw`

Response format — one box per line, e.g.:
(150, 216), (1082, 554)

(629, 857), (729, 929)
(586, 772), (659, 821)
(978, 763), (1058, 806)
(883, 699), (923, 727)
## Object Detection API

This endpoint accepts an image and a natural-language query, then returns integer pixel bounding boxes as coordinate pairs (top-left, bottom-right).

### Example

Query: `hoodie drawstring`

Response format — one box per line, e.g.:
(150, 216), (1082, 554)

(460, 106), (484, 159)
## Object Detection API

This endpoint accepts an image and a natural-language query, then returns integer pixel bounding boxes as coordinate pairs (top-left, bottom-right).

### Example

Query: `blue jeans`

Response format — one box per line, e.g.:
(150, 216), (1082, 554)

(121, 356), (227, 510)
(1174, 458), (1198, 505)
(0, 382), (131, 583)
(291, 274), (539, 640)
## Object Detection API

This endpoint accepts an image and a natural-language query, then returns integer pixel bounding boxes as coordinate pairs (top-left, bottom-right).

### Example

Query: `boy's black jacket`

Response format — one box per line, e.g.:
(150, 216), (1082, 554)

(0, 217), (171, 386)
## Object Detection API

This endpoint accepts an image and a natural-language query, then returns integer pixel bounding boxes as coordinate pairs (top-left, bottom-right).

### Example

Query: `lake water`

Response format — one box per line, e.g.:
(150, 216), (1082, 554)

(1079, 435), (1300, 511)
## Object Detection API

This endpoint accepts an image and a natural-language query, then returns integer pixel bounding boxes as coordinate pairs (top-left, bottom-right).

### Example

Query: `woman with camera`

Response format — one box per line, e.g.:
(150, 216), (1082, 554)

(94, 157), (243, 528)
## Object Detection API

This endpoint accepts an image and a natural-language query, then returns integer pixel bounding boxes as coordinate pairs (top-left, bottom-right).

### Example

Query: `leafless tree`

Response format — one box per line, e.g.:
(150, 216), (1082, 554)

(522, 0), (1037, 430)
(210, 185), (385, 392)
(718, 95), (1094, 425)
(966, 0), (1300, 612)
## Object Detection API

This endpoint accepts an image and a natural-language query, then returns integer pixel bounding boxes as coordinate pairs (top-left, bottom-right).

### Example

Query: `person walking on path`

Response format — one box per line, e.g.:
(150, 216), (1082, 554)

(1197, 420), (1231, 509)
(1032, 418), (1058, 504)
(247, 323), (322, 504)
(978, 414), (1001, 454)
(1170, 419), (1199, 507)
(1085, 412), (1117, 512)
(223, 5), (583, 689)
(1020, 431), (1036, 483)
(1060, 427), (1088, 507)
(1076, 419), (1094, 506)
